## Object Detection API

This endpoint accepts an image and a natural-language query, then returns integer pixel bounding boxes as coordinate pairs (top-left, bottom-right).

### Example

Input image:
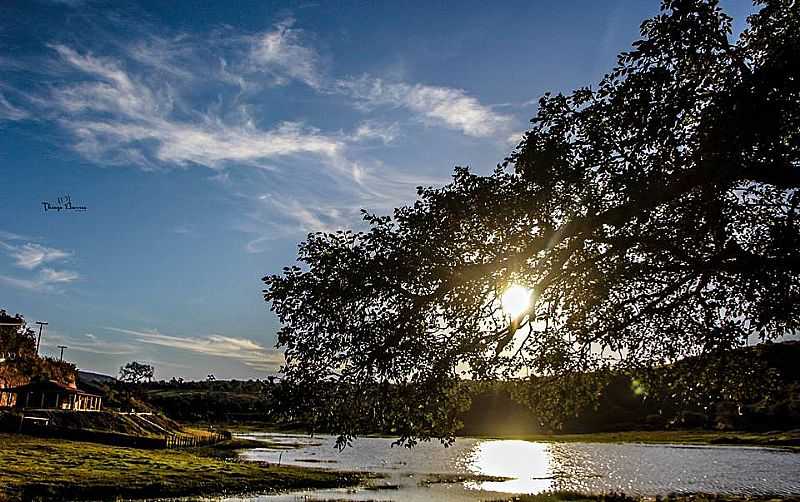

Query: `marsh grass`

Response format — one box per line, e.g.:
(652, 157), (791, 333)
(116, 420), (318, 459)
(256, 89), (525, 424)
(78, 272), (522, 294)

(419, 473), (513, 486)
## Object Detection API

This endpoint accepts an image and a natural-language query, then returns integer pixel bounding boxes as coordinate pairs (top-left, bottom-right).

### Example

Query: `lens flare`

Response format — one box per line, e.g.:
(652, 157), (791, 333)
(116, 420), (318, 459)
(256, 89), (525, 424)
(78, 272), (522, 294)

(500, 285), (531, 319)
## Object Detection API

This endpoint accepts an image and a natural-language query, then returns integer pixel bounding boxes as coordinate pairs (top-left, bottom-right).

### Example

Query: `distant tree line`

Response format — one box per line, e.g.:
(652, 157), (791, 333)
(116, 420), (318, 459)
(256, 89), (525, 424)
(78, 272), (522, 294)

(106, 342), (799, 439)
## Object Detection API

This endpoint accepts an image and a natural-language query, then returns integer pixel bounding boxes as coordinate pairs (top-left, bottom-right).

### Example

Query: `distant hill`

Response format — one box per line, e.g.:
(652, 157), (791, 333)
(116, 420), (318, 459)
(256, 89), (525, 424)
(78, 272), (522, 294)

(78, 370), (117, 386)
(461, 341), (800, 435)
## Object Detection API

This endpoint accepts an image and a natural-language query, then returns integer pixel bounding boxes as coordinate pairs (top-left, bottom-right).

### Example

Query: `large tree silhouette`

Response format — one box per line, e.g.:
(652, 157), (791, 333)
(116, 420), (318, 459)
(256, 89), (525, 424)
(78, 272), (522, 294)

(264, 0), (800, 444)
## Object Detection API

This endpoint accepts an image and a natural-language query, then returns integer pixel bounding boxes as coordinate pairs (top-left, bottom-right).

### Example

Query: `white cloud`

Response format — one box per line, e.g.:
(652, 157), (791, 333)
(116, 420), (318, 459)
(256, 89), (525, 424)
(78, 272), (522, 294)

(172, 224), (194, 235)
(127, 36), (197, 81)
(51, 45), (161, 118)
(0, 230), (30, 241)
(39, 267), (79, 283)
(0, 92), (29, 121)
(108, 327), (285, 372)
(69, 119), (342, 168)
(245, 194), (348, 246)
(9, 18), (513, 176)
(0, 275), (43, 292)
(6, 243), (71, 269)
(44, 332), (136, 356)
(237, 165), (450, 252)
(260, 195), (339, 234)
(240, 193), (354, 253)
(337, 76), (513, 138)
(11, 24), (510, 181)
(0, 268), (80, 292)
(0, 239), (78, 292)
(250, 18), (322, 89)
(507, 129), (528, 146)
(244, 20), (511, 139)
(50, 44), (343, 169)
(351, 120), (399, 144)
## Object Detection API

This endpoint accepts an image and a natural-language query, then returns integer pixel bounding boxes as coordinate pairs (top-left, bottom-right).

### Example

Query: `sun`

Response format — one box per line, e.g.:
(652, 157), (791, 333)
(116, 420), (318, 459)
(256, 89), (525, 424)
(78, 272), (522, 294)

(501, 285), (532, 319)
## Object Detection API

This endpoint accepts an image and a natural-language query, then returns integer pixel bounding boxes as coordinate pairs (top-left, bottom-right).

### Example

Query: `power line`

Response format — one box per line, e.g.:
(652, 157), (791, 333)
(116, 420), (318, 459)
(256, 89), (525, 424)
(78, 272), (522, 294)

(34, 321), (48, 356)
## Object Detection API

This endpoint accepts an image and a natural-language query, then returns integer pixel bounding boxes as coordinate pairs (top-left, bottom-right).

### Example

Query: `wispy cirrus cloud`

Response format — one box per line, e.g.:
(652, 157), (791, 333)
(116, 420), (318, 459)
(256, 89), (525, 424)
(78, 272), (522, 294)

(0, 275), (43, 292)
(0, 238), (79, 292)
(243, 18), (512, 138)
(39, 268), (79, 284)
(0, 91), (29, 121)
(0, 230), (31, 242)
(6, 242), (71, 269)
(50, 44), (343, 169)
(240, 193), (355, 252)
(336, 76), (512, 138)
(350, 120), (400, 145)
(108, 327), (285, 372)
(44, 332), (137, 356)
(236, 164), (450, 252)
(246, 20), (512, 138)
(249, 18), (322, 89)
(6, 15), (513, 170)
(0, 267), (80, 292)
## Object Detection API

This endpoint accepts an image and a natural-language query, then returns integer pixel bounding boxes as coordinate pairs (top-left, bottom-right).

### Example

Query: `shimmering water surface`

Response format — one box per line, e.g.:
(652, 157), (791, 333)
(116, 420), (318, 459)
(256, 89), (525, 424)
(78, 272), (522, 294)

(209, 432), (800, 501)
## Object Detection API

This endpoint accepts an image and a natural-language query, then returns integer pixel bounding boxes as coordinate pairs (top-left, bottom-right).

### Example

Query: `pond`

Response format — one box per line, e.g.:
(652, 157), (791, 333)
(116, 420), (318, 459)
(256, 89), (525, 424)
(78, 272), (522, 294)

(215, 432), (800, 501)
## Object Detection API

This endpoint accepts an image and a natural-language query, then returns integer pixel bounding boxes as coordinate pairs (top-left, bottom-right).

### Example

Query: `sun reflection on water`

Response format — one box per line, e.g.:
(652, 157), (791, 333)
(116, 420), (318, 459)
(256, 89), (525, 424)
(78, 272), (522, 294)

(464, 440), (556, 493)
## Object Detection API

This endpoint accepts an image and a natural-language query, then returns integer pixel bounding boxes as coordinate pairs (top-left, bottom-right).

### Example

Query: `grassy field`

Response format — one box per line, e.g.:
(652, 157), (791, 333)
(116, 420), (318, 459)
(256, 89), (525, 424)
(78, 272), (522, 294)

(0, 433), (364, 501)
(471, 429), (800, 449)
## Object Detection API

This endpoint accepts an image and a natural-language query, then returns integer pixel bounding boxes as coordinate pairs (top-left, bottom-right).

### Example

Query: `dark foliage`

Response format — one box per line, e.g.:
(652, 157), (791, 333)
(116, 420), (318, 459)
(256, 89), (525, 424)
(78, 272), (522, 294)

(0, 309), (36, 359)
(0, 310), (76, 392)
(118, 361), (154, 384)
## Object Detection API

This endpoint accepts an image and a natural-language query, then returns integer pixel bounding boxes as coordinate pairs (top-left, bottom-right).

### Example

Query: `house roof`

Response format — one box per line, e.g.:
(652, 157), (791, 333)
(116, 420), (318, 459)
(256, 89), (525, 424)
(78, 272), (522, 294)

(0, 313), (24, 326)
(3, 379), (100, 397)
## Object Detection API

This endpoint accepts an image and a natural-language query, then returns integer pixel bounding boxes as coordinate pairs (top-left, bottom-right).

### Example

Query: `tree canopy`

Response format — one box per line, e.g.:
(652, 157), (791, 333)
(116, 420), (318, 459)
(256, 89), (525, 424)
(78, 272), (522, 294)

(1, 309), (77, 390)
(119, 361), (155, 384)
(264, 0), (800, 444)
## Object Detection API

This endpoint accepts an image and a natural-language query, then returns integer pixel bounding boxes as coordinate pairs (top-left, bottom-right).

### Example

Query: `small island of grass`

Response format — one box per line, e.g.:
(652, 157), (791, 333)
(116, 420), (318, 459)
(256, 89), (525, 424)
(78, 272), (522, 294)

(474, 429), (800, 450)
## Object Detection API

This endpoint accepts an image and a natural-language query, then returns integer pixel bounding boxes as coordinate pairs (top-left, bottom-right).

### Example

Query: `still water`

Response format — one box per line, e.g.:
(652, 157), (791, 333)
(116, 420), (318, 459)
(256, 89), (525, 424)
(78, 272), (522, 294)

(212, 432), (800, 501)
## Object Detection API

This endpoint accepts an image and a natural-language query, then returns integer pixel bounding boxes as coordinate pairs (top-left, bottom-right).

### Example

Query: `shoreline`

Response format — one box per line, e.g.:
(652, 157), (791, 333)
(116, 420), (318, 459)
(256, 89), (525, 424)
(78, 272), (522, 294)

(230, 425), (800, 450)
(466, 429), (800, 450)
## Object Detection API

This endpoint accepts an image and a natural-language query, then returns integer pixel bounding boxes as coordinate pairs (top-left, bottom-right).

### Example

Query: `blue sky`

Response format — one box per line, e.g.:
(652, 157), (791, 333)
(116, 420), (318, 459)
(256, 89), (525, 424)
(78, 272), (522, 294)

(0, 0), (757, 379)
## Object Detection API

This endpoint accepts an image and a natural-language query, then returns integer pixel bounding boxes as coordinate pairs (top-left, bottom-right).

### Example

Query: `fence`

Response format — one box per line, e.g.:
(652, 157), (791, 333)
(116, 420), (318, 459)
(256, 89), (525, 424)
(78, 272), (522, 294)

(6, 412), (232, 449)
(165, 430), (231, 449)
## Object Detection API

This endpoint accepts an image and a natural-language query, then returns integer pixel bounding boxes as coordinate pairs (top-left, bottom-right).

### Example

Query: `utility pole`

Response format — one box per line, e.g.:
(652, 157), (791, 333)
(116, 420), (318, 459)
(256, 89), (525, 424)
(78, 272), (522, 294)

(58, 345), (68, 361)
(35, 321), (48, 355)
